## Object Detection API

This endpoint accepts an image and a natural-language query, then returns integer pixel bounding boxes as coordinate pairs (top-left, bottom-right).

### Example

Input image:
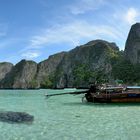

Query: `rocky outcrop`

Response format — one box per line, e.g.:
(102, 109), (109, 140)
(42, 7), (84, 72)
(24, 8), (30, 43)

(0, 111), (34, 124)
(3, 21), (140, 88)
(55, 40), (120, 88)
(125, 23), (140, 64)
(0, 62), (13, 81)
(36, 52), (66, 87)
(0, 40), (121, 89)
(0, 60), (38, 89)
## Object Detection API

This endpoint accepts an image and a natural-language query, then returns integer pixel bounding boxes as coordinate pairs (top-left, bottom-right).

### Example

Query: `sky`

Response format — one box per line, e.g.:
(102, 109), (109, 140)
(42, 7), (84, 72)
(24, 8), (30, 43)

(0, 0), (140, 64)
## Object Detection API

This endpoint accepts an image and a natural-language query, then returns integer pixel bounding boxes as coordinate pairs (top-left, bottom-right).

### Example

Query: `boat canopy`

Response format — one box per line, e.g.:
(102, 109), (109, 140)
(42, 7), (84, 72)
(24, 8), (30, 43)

(105, 87), (124, 90)
(127, 86), (140, 89)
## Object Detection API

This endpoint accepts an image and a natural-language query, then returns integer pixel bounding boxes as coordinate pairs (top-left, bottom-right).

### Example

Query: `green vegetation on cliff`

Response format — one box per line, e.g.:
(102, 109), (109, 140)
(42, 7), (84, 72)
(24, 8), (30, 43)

(73, 64), (109, 87)
(112, 59), (140, 85)
(40, 74), (55, 88)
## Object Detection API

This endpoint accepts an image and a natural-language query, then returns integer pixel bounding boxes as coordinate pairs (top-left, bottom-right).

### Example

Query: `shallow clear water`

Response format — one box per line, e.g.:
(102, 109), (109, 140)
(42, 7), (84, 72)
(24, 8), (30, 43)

(0, 89), (140, 140)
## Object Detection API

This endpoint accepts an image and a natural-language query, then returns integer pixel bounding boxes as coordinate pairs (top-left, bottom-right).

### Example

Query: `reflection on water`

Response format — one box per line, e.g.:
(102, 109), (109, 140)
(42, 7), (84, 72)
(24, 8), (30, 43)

(0, 89), (139, 140)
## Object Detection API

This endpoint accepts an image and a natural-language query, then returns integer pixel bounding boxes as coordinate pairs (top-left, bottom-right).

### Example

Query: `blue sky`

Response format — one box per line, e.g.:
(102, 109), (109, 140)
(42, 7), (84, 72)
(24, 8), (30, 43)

(0, 0), (140, 64)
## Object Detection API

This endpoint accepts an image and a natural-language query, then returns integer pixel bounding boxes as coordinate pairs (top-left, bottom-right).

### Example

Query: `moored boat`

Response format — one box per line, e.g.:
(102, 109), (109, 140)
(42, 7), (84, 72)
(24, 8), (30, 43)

(46, 85), (140, 103)
(85, 86), (140, 103)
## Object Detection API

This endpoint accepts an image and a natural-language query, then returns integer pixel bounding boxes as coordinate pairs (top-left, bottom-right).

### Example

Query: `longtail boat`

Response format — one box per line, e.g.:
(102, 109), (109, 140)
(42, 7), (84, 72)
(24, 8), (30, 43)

(46, 86), (140, 103)
(85, 86), (140, 103)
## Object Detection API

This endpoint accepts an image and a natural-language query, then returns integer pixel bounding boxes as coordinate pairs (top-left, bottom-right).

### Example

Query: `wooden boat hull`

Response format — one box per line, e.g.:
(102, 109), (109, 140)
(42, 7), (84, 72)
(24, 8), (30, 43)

(93, 97), (140, 103)
(85, 92), (140, 103)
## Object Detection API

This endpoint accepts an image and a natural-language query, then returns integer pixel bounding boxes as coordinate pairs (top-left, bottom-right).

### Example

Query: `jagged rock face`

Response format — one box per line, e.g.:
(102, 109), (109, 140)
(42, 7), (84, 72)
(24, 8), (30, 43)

(0, 62), (13, 81)
(0, 60), (38, 89)
(0, 40), (120, 89)
(125, 23), (140, 64)
(36, 52), (65, 86)
(55, 40), (120, 88)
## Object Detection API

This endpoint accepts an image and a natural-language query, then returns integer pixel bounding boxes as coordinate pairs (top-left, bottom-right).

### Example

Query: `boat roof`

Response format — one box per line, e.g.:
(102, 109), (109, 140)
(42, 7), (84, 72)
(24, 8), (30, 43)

(105, 87), (124, 90)
(127, 86), (140, 89)
(105, 86), (140, 90)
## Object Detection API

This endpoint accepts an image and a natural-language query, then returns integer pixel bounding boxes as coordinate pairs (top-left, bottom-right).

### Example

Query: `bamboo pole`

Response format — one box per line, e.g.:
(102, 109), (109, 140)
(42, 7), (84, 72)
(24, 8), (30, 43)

(45, 90), (88, 98)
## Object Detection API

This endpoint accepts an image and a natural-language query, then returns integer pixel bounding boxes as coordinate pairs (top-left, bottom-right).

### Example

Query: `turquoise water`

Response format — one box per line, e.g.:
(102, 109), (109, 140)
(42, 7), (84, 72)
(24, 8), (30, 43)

(0, 89), (140, 140)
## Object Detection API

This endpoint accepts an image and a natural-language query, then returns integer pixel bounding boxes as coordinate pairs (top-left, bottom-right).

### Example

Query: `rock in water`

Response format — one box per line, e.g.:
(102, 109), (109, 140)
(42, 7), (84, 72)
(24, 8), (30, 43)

(0, 111), (34, 124)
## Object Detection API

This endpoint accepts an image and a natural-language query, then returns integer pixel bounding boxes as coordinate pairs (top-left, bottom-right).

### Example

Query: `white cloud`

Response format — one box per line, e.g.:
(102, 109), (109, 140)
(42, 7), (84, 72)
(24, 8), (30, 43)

(69, 0), (106, 15)
(29, 20), (124, 49)
(114, 7), (140, 25)
(21, 51), (41, 59)
(124, 8), (139, 25)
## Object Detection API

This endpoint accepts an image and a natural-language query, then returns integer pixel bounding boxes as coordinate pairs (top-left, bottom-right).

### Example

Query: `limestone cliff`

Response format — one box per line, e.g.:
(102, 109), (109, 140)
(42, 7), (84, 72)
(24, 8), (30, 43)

(0, 40), (122, 89)
(125, 23), (140, 64)
(0, 62), (13, 81)
(0, 23), (140, 89)
(0, 60), (38, 89)
(1, 22), (140, 88)
(36, 52), (66, 87)
(54, 40), (120, 88)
